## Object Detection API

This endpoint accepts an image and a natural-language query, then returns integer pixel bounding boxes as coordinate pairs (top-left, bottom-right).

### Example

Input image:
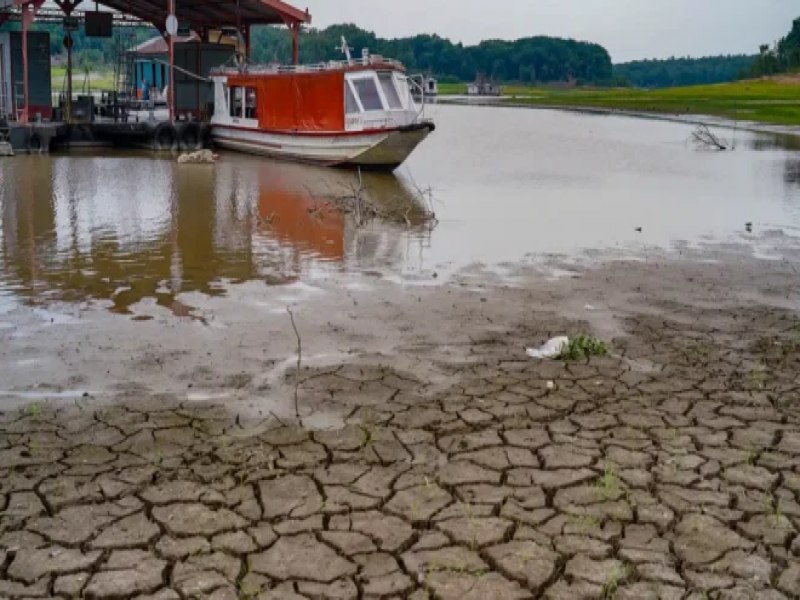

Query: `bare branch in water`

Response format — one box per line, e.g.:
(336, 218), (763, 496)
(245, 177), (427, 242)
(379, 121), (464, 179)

(691, 124), (729, 151)
(286, 306), (302, 419)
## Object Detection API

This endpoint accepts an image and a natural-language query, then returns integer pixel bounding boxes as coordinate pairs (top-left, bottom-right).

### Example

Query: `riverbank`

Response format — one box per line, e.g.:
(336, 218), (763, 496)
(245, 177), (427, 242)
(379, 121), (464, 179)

(1, 246), (800, 598)
(439, 78), (800, 129)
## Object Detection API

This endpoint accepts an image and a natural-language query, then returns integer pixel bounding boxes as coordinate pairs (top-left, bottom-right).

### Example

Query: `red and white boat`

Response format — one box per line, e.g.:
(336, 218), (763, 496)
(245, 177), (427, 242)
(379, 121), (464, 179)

(209, 46), (435, 170)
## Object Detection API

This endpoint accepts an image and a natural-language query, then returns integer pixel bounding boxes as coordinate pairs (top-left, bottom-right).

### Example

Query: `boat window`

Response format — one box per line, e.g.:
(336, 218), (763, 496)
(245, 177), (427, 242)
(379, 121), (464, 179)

(352, 77), (384, 111)
(378, 72), (402, 109)
(229, 87), (243, 118)
(345, 83), (360, 114)
(245, 87), (258, 119)
(394, 76), (411, 105)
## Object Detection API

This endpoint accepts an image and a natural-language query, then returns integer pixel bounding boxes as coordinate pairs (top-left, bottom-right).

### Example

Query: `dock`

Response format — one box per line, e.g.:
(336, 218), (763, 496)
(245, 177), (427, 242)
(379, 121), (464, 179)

(3, 119), (213, 153)
(0, 0), (311, 154)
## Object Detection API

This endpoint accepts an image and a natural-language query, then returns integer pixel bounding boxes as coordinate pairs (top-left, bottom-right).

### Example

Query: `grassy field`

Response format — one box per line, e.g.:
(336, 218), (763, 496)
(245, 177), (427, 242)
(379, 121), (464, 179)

(438, 79), (800, 126)
(51, 66), (116, 93)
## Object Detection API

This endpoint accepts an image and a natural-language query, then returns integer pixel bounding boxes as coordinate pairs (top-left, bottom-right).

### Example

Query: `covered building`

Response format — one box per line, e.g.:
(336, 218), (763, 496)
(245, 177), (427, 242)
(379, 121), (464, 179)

(0, 0), (311, 123)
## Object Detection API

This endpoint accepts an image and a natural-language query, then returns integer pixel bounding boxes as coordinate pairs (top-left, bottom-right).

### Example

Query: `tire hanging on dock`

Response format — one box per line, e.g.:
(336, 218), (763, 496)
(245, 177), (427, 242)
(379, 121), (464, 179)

(28, 132), (42, 153)
(179, 123), (200, 150)
(153, 123), (177, 151)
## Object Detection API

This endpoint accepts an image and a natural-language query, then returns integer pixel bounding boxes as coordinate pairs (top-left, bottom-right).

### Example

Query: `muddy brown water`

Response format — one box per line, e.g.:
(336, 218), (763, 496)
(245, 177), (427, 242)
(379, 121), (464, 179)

(2, 104), (800, 315)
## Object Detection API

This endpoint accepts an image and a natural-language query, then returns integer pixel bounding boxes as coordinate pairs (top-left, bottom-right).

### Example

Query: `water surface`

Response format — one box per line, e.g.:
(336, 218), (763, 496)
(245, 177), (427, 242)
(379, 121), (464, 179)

(2, 104), (800, 314)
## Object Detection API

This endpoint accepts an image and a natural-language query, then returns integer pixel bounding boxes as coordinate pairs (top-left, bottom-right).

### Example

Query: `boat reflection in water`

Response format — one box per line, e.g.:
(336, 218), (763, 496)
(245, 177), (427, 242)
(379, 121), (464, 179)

(0, 152), (431, 317)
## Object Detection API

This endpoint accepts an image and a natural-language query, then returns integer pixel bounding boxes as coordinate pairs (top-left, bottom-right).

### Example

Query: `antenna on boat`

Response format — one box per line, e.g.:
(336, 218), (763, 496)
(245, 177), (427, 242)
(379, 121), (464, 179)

(337, 36), (353, 62)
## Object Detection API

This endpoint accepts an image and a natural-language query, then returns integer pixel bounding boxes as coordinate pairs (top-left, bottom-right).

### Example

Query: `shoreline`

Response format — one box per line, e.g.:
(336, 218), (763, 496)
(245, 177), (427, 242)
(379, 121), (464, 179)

(437, 95), (800, 138)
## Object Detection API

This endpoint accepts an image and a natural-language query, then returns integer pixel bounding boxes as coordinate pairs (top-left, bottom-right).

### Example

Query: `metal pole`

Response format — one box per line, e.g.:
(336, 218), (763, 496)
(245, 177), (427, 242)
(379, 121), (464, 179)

(291, 23), (299, 65)
(20, 3), (31, 123)
(66, 34), (72, 122)
(168, 0), (175, 124)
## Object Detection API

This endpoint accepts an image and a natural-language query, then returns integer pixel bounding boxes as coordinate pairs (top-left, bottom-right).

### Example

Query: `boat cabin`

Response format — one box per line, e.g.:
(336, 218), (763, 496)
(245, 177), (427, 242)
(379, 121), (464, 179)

(210, 59), (421, 134)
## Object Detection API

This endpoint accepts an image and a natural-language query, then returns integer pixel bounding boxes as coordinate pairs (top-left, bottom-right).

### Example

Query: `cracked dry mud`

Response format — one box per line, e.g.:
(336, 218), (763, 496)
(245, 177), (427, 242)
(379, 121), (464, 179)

(2, 285), (800, 599)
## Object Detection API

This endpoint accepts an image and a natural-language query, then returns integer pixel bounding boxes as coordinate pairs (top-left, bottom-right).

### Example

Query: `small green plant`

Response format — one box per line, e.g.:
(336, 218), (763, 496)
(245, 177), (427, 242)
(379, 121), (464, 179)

(763, 493), (784, 525)
(358, 409), (379, 449)
(750, 364), (769, 389)
(359, 423), (375, 448)
(26, 403), (42, 417)
(601, 563), (631, 599)
(595, 465), (622, 501)
(558, 335), (609, 361)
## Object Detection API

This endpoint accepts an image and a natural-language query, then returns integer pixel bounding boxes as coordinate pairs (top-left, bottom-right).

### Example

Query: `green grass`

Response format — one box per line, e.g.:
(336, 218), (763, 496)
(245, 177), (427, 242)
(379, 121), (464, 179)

(439, 79), (800, 126)
(558, 335), (609, 361)
(51, 66), (116, 93)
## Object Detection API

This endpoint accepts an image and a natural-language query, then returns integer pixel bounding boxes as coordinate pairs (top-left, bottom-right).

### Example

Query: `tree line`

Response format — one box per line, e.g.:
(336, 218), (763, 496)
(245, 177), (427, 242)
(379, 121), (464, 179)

(6, 16), (800, 88)
(252, 24), (613, 84)
(613, 55), (757, 89)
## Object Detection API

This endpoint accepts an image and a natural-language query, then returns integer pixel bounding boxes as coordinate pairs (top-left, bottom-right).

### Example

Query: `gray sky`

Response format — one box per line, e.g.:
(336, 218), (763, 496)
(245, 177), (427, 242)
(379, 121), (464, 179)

(299, 0), (798, 62)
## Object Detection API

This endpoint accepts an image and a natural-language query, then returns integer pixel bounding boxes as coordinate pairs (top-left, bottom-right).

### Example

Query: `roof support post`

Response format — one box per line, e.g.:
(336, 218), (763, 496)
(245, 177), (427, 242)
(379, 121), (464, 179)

(19, 1), (43, 124)
(168, 0), (175, 124)
(54, 0), (81, 123)
(290, 21), (299, 65)
(278, 12), (301, 65)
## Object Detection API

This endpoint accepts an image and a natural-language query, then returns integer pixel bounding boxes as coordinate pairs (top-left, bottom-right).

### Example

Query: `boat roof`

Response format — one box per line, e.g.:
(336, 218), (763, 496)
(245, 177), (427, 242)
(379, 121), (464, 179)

(212, 57), (406, 77)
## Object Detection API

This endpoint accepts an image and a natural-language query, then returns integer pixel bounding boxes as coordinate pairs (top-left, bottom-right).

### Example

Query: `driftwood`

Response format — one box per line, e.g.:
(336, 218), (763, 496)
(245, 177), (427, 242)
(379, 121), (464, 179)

(691, 124), (729, 151)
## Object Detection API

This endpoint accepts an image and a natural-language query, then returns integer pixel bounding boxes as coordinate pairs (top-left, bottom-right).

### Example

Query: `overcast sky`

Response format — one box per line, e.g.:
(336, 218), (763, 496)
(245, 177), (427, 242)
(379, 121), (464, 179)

(299, 0), (798, 63)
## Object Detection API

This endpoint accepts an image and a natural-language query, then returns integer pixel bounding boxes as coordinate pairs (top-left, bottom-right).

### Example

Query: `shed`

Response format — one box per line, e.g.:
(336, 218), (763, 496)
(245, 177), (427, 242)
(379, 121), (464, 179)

(0, 30), (51, 120)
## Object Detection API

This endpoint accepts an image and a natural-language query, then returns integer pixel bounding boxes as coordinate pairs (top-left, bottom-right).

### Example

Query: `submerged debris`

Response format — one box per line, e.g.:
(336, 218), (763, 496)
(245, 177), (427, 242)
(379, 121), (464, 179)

(177, 150), (217, 164)
(527, 337), (570, 359)
(306, 169), (437, 229)
(690, 124), (729, 151)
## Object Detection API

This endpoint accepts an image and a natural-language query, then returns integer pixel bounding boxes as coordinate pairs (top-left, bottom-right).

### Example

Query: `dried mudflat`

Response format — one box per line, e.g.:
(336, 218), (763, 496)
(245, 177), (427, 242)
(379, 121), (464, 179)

(1, 246), (800, 599)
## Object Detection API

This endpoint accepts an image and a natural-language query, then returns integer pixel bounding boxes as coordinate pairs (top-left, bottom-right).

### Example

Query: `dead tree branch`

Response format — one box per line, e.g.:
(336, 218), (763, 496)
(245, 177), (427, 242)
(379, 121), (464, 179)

(691, 124), (729, 151)
(286, 306), (302, 419)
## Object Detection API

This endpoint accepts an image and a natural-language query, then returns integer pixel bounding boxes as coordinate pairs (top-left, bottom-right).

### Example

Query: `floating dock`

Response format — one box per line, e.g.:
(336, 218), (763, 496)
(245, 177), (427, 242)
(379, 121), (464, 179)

(1, 0), (311, 154)
(4, 119), (213, 153)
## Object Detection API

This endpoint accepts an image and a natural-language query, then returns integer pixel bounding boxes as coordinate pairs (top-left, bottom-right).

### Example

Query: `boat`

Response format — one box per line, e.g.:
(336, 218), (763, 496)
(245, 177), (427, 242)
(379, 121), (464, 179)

(467, 73), (502, 97)
(412, 76), (438, 102)
(209, 43), (435, 170)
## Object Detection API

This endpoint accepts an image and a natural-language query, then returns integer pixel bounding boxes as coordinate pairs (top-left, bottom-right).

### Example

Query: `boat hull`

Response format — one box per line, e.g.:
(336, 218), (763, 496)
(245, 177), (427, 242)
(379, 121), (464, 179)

(211, 123), (433, 170)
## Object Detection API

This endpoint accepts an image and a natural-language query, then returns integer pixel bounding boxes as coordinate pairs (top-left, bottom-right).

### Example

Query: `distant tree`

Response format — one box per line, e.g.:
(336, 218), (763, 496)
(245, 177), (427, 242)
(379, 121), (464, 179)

(613, 55), (757, 88)
(749, 16), (800, 77)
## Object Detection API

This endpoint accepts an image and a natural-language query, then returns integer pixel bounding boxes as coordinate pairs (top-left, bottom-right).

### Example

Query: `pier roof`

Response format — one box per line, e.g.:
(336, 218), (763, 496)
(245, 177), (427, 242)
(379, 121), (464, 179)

(96, 0), (311, 28)
(3, 0), (310, 28)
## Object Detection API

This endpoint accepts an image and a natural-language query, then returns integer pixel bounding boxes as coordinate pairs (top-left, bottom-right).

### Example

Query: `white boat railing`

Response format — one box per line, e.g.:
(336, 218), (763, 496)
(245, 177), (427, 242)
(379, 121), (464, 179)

(406, 74), (427, 120)
(211, 56), (406, 77)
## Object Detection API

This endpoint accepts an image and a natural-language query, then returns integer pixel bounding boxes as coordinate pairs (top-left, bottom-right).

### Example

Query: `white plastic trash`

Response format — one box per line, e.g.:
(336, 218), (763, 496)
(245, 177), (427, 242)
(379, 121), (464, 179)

(526, 336), (569, 359)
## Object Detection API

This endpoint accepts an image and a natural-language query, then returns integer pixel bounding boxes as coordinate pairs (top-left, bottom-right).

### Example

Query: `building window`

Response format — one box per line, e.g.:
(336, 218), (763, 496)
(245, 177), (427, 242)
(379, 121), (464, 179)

(352, 77), (384, 111)
(245, 87), (258, 119)
(378, 72), (402, 109)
